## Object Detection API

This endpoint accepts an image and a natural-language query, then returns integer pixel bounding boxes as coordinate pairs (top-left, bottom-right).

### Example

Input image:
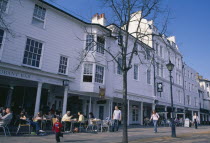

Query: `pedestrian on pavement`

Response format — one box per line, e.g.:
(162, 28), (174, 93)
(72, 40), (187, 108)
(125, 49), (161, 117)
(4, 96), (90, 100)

(150, 110), (159, 133)
(112, 106), (121, 132)
(193, 113), (199, 129)
(52, 116), (63, 143)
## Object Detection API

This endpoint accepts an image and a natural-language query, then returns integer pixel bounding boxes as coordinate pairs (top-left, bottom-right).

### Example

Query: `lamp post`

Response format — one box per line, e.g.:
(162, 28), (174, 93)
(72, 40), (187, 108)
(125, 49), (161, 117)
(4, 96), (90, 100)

(166, 60), (176, 137)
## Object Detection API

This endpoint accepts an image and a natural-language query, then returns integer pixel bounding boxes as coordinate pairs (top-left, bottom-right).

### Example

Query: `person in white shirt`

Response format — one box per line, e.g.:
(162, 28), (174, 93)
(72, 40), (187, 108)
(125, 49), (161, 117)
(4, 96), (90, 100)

(150, 110), (159, 133)
(193, 113), (199, 129)
(112, 106), (121, 132)
(0, 108), (13, 126)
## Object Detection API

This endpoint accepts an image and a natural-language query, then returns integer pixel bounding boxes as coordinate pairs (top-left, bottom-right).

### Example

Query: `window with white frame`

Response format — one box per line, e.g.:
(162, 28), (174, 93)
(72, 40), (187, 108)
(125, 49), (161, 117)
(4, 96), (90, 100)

(23, 38), (43, 68)
(83, 63), (93, 82)
(161, 65), (164, 77)
(145, 48), (151, 60)
(155, 43), (159, 54)
(134, 64), (138, 80)
(160, 46), (163, 57)
(189, 83), (191, 91)
(86, 34), (94, 51)
(58, 56), (68, 74)
(118, 35), (123, 46)
(95, 65), (104, 83)
(207, 92), (210, 97)
(156, 62), (159, 76)
(32, 4), (46, 28)
(184, 81), (187, 89)
(187, 95), (191, 105)
(117, 57), (122, 75)
(194, 97), (198, 107)
(178, 90), (181, 103)
(96, 36), (105, 54)
(134, 43), (138, 55)
(147, 70), (151, 84)
(0, 0), (8, 12)
(0, 29), (4, 48)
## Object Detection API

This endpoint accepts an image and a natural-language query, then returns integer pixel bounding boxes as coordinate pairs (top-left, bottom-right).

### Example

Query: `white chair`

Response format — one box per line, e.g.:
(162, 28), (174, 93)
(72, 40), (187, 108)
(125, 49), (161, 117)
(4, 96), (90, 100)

(100, 120), (110, 132)
(0, 121), (11, 136)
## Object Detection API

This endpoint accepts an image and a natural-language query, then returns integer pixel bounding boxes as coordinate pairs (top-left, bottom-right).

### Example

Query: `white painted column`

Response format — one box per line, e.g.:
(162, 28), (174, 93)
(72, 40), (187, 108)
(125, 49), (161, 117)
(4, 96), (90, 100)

(192, 110), (194, 121)
(152, 103), (156, 111)
(183, 109), (186, 120)
(127, 99), (130, 126)
(140, 102), (143, 125)
(62, 86), (69, 116)
(198, 111), (200, 124)
(165, 106), (167, 120)
(6, 86), (14, 108)
(34, 82), (43, 117)
(89, 96), (92, 113)
(110, 100), (113, 119)
(175, 108), (177, 118)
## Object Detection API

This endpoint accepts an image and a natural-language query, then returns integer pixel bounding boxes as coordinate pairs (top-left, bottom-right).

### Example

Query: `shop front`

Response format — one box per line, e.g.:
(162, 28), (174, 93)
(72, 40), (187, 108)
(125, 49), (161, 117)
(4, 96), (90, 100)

(0, 63), (72, 117)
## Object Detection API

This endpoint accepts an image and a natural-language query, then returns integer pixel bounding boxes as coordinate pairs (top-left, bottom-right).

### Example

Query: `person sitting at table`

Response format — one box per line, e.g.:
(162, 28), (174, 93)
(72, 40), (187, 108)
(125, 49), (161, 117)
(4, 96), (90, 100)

(19, 111), (28, 124)
(78, 112), (85, 123)
(89, 112), (95, 119)
(0, 108), (13, 126)
(28, 112), (42, 135)
(62, 111), (72, 132)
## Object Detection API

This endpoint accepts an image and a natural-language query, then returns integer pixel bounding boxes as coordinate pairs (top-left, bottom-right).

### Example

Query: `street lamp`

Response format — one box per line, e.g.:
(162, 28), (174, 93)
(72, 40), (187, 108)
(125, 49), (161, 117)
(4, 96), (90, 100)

(166, 60), (176, 137)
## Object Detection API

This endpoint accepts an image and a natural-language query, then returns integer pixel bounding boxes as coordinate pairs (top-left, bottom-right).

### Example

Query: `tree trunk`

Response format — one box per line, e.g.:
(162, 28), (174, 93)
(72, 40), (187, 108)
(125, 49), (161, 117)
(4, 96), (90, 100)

(122, 70), (128, 143)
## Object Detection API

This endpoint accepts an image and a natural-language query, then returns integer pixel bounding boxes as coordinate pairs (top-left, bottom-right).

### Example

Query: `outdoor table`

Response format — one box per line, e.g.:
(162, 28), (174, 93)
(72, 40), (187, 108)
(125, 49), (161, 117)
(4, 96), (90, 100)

(91, 119), (101, 132)
(63, 119), (77, 132)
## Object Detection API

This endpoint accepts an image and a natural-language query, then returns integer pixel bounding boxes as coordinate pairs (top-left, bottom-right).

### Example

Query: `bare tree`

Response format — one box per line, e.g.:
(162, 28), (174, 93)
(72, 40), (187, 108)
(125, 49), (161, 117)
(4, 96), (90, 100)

(75, 0), (169, 143)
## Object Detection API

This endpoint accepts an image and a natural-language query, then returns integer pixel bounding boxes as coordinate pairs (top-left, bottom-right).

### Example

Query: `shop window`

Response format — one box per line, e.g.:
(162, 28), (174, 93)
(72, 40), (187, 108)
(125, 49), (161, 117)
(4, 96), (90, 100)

(0, 29), (4, 48)
(83, 63), (93, 82)
(95, 65), (104, 83)
(23, 38), (43, 68)
(86, 34), (94, 51)
(0, 0), (8, 12)
(132, 105), (139, 122)
(32, 4), (46, 28)
(96, 36), (105, 54)
(58, 56), (68, 74)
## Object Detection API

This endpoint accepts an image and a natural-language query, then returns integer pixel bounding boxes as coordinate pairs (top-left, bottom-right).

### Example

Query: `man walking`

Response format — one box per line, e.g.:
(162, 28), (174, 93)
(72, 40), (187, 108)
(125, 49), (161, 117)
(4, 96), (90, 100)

(112, 106), (121, 132)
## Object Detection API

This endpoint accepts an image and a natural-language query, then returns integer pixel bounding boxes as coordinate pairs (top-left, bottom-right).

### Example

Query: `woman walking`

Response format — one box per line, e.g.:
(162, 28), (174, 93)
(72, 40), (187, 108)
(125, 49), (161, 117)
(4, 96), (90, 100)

(150, 110), (159, 133)
(193, 113), (199, 129)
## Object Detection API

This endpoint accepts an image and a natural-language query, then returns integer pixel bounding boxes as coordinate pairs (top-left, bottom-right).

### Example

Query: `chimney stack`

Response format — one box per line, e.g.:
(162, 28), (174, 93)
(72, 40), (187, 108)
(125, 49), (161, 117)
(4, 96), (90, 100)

(91, 13), (106, 26)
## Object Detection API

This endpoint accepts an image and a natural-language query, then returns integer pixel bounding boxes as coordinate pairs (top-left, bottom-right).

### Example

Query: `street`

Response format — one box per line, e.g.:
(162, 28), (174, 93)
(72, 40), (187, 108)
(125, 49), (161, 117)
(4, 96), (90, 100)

(1, 126), (210, 143)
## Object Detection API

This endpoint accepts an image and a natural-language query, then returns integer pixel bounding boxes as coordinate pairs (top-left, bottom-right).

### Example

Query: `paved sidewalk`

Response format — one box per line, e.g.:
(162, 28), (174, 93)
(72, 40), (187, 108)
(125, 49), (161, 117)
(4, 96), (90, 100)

(1, 126), (210, 143)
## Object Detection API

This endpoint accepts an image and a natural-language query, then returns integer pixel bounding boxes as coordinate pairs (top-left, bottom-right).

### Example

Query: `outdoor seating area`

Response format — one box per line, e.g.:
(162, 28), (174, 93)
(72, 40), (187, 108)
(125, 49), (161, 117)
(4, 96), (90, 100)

(0, 107), (117, 137)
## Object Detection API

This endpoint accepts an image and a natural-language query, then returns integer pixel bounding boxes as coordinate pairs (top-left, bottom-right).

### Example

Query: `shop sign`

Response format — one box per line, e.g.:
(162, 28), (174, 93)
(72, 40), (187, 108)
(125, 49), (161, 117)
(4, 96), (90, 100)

(0, 69), (31, 79)
(99, 88), (105, 99)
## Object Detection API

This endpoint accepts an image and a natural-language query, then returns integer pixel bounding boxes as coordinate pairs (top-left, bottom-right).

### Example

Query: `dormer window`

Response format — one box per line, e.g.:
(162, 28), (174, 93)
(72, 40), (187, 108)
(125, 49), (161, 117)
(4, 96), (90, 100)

(96, 36), (105, 54)
(86, 34), (94, 51)
(118, 35), (123, 46)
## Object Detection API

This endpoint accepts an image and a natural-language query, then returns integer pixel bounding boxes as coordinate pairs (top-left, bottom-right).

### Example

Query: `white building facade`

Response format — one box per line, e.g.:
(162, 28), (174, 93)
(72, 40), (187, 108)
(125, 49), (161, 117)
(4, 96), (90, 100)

(0, 0), (209, 125)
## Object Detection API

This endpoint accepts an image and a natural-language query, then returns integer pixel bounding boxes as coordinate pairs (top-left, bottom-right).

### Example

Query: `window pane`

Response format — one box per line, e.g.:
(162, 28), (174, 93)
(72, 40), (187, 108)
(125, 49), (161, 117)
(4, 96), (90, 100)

(0, 29), (4, 48)
(117, 57), (122, 75)
(58, 56), (68, 74)
(86, 34), (94, 51)
(96, 36), (105, 54)
(22, 38), (42, 68)
(95, 65), (104, 83)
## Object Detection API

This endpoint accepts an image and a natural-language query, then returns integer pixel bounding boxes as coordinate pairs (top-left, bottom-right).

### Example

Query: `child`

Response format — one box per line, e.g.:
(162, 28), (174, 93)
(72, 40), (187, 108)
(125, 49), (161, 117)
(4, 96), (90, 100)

(52, 117), (63, 142)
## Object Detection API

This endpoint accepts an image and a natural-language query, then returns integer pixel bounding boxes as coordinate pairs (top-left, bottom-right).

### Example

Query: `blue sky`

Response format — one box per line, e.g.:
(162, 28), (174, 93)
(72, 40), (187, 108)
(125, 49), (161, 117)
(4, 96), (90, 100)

(46, 0), (210, 79)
